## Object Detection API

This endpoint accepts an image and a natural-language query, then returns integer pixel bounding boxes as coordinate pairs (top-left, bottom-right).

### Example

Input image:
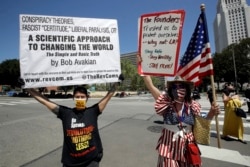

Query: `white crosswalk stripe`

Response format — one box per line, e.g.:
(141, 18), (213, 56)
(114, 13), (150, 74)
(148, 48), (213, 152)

(211, 119), (250, 128)
(0, 100), (37, 106)
(9, 101), (30, 104)
(0, 102), (16, 105)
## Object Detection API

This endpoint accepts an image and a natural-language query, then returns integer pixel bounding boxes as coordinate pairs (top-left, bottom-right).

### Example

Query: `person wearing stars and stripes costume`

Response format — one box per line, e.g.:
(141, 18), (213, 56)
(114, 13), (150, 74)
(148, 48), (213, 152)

(138, 74), (220, 167)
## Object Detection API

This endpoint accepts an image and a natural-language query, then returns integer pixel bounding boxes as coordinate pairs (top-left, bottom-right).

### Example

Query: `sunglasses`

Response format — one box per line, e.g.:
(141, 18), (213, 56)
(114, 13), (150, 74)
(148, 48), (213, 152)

(172, 84), (185, 89)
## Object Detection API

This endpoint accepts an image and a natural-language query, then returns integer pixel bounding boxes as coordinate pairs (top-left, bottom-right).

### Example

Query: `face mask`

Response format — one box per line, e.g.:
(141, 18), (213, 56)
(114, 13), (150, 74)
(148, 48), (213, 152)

(172, 89), (179, 99)
(172, 87), (186, 99)
(74, 98), (86, 109)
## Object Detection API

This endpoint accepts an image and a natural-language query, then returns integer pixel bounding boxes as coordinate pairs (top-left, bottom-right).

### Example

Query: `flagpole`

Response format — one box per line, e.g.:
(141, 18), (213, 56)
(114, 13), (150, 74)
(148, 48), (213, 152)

(201, 4), (221, 148)
(210, 75), (221, 148)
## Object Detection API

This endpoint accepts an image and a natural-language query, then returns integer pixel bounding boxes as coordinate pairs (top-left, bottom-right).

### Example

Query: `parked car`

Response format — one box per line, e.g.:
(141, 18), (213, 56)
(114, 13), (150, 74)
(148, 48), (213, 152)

(7, 90), (18, 97)
(0, 91), (6, 96)
(119, 91), (128, 98)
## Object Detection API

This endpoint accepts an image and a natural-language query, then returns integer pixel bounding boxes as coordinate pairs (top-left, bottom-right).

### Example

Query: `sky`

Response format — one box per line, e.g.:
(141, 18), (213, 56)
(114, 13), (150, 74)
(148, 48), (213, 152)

(1, 0), (249, 63)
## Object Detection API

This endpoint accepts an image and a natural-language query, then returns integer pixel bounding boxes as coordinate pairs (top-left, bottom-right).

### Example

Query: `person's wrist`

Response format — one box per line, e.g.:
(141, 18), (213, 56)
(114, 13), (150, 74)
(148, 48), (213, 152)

(206, 109), (214, 120)
(108, 83), (117, 93)
(108, 87), (116, 93)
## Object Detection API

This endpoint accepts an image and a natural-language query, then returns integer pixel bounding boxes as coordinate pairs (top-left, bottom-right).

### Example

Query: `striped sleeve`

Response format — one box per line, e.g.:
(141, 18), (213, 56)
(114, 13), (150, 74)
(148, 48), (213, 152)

(190, 100), (201, 115)
(155, 94), (171, 115)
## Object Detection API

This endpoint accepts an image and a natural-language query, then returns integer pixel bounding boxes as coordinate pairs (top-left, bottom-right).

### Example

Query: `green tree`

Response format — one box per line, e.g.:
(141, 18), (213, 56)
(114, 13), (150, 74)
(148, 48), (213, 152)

(213, 38), (250, 91)
(58, 85), (74, 96)
(0, 59), (20, 88)
(120, 59), (162, 91)
(236, 38), (250, 86)
(120, 59), (137, 90)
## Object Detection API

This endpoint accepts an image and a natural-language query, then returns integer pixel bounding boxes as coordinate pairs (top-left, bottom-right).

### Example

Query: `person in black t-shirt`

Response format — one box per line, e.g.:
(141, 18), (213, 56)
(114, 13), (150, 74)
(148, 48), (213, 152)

(22, 74), (124, 167)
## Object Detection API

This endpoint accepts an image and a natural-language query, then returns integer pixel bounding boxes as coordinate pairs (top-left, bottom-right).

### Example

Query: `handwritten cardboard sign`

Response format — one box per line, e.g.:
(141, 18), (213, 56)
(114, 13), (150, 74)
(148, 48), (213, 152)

(19, 14), (121, 88)
(138, 10), (185, 76)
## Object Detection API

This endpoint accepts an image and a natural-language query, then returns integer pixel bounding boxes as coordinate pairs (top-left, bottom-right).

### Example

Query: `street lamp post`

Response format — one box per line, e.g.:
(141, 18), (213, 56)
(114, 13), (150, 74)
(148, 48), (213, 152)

(232, 47), (238, 94)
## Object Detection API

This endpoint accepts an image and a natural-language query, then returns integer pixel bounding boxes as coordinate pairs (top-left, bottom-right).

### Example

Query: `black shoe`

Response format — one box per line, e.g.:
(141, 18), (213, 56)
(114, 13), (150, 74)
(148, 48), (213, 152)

(221, 136), (232, 141)
(238, 139), (247, 144)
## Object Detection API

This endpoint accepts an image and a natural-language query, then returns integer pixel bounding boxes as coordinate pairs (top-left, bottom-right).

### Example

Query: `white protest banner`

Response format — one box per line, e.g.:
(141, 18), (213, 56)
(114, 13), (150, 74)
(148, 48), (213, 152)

(138, 10), (185, 76)
(20, 14), (121, 88)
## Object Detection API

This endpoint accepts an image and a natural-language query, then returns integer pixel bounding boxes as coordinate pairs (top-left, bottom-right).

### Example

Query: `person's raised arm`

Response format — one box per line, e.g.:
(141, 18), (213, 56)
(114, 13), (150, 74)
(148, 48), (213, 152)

(98, 74), (124, 112)
(98, 82), (119, 113)
(137, 55), (161, 100)
(26, 88), (59, 115)
(142, 75), (161, 100)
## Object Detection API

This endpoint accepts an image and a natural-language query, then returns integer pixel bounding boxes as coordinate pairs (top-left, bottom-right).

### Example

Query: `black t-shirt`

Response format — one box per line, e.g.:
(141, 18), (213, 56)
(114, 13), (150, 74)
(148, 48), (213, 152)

(57, 104), (103, 166)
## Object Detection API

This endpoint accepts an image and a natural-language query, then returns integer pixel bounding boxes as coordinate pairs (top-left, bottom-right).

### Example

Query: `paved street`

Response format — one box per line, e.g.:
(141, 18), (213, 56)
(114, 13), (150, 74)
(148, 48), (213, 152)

(0, 93), (250, 167)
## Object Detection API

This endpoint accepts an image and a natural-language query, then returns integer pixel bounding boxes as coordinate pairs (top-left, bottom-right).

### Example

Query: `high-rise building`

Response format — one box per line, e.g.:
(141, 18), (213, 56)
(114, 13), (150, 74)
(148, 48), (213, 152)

(214, 0), (250, 53)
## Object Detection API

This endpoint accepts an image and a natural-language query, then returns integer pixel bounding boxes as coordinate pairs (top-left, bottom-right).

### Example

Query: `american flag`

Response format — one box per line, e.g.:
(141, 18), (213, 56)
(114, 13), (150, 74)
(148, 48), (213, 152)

(177, 10), (214, 86)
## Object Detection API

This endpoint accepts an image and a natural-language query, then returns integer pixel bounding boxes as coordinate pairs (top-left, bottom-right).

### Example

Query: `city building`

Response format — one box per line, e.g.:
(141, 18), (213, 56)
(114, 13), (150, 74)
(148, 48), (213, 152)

(214, 0), (250, 53)
(121, 52), (138, 66)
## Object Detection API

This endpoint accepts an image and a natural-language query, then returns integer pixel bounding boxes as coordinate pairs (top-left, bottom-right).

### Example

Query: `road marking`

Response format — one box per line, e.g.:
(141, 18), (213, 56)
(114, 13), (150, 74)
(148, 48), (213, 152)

(0, 102), (16, 105)
(0, 99), (69, 106)
(211, 120), (250, 128)
(10, 101), (30, 104)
